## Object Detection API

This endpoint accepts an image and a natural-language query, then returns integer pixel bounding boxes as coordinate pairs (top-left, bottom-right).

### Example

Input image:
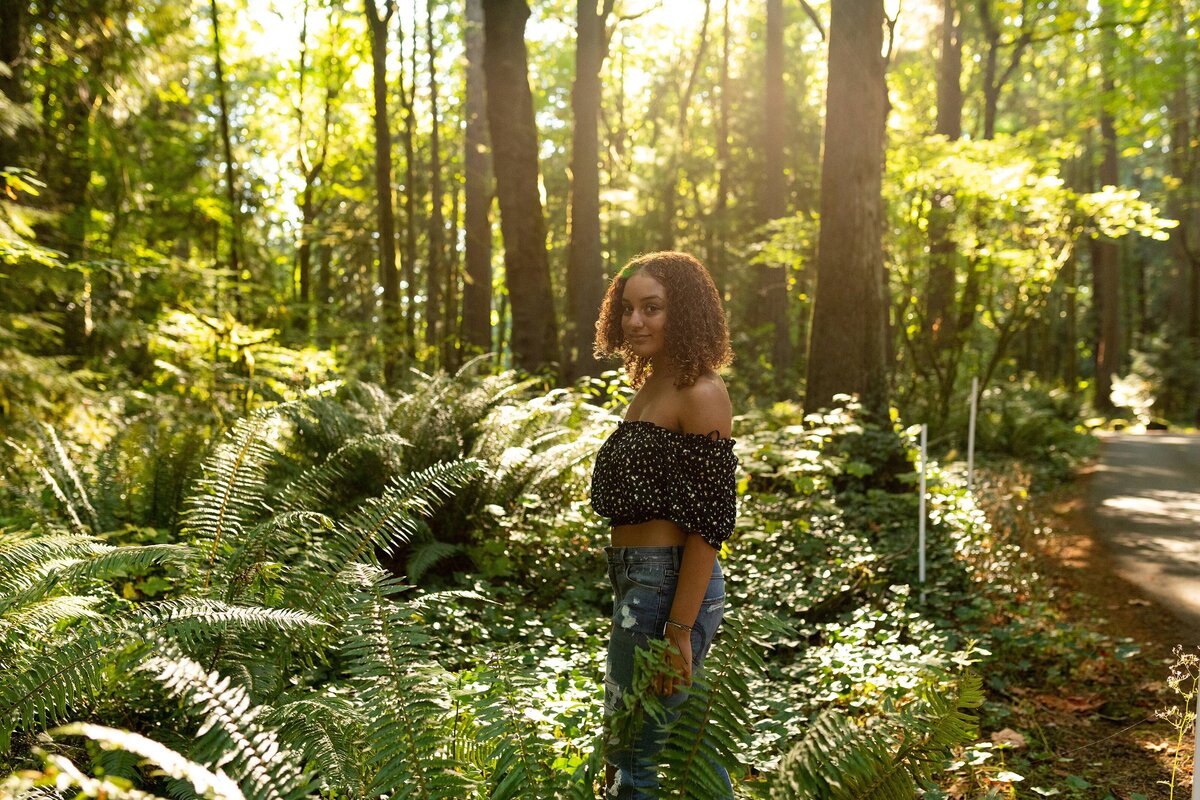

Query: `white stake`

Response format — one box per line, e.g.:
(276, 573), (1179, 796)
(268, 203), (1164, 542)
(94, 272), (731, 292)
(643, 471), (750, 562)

(919, 423), (927, 603)
(1193, 679), (1199, 800)
(967, 376), (978, 492)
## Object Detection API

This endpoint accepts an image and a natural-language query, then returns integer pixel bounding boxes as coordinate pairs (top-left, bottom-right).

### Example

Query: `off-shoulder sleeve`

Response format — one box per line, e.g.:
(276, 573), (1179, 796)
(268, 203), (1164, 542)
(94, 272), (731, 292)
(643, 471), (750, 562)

(668, 432), (738, 550)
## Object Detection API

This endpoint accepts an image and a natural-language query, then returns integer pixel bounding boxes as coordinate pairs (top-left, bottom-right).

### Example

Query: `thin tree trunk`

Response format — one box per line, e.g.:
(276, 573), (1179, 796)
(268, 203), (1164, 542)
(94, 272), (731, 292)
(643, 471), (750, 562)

(482, 0), (560, 374)
(397, 8), (419, 348)
(424, 0), (444, 362)
(565, 0), (615, 379)
(710, 0), (732, 298)
(656, 0), (711, 250)
(922, 0), (963, 416)
(805, 0), (889, 418)
(294, 0), (332, 339)
(1092, 7), (1119, 413)
(365, 0), (401, 376)
(977, 0), (1033, 140)
(755, 0), (791, 389)
(0, 0), (28, 169)
(209, 0), (244, 309)
(462, 0), (494, 357)
(445, 175), (461, 368)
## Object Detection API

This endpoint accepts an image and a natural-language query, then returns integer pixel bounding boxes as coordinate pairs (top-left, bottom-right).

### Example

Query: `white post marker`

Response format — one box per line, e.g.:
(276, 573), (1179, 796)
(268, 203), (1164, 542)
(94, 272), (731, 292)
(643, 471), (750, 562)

(1193, 682), (1199, 800)
(919, 423), (927, 604)
(967, 376), (978, 492)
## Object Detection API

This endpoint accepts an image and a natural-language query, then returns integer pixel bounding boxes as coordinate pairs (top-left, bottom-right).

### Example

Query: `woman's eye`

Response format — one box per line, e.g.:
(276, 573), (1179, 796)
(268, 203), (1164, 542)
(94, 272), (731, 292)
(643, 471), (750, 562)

(645, 306), (659, 313)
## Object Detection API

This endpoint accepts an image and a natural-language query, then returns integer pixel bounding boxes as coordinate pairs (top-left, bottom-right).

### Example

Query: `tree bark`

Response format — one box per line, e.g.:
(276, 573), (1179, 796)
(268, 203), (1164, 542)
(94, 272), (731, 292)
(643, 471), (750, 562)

(709, 0), (732, 298)
(365, 0), (401, 373)
(565, 0), (614, 379)
(805, 0), (889, 418)
(935, 0), (962, 140)
(462, 0), (494, 357)
(656, 0), (711, 250)
(209, 0), (244, 302)
(1092, 8), (1119, 414)
(754, 0), (792, 389)
(293, 0), (332, 339)
(0, 0), (28, 169)
(977, 0), (1033, 140)
(482, 0), (560, 374)
(922, 0), (962, 396)
(424, 0), (444, 362)
(397, 9), (419, 348)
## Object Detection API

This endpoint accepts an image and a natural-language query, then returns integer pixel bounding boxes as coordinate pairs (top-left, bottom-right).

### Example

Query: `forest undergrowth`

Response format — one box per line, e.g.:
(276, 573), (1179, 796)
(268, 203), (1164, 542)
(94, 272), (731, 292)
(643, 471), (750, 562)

(0, 365), (1186, 799)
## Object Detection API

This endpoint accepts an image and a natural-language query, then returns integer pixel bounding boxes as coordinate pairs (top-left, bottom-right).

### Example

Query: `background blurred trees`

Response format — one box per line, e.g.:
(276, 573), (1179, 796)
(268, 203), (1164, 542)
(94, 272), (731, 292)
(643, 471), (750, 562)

(0, 0), (1195, 438)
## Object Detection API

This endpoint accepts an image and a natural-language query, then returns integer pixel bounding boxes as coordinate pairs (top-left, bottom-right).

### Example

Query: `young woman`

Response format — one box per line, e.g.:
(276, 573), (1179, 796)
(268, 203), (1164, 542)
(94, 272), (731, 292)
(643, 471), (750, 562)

(590, 251), (738, 799)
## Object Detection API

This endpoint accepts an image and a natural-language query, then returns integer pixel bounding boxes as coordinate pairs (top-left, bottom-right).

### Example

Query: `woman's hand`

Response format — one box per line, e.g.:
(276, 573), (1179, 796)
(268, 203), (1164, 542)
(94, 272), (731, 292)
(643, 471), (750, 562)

(655, 626), (692, 696)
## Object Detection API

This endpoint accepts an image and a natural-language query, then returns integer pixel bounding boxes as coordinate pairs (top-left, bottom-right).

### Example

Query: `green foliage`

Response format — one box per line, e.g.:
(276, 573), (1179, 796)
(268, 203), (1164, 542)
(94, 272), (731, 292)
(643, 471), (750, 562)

(0, 369), (1125, 798)
(767, 670), (983, 799)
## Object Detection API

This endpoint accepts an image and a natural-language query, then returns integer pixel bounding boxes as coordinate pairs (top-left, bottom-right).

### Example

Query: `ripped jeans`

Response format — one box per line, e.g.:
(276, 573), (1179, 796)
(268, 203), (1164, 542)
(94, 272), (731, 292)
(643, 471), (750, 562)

(602, 545), (733, 799)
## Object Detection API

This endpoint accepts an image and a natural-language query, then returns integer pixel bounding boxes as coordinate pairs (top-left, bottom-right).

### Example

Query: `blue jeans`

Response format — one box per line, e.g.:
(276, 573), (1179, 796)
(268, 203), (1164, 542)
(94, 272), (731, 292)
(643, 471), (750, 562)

(602, 545), (733, 799)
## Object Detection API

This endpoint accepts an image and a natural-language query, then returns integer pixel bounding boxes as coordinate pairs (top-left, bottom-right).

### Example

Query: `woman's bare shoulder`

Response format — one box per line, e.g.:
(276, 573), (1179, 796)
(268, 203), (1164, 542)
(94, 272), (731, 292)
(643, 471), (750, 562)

(675, 372), (732, 437)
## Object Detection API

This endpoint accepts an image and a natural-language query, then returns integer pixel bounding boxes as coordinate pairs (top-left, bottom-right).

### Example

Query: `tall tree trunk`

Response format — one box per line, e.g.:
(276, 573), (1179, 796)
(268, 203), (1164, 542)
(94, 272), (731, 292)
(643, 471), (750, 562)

(209, 0), (243, 308)
(482, 0), (560, 374)
(709, 0), (732, 298)
(805, 0), (889, 418)
(1092, 8), (1120, 414)
(462, 0), (494, 357)
(294, 0), (331, 339)
(754, 0), (792, 389)
(365, 0), (401, 375)
(656, 0), (711, 250)
(397, 9), (419, 348)
(0, 0), (28, 169)
(565, 0), (614, 379)
(316, 241), (332, 345)
(922, 0), (963, 419)
(444, 175), (461, 368)
(977, 0), (1032, 141)
(1165, 1), (1200, 418)
(424, 0), (444, 362)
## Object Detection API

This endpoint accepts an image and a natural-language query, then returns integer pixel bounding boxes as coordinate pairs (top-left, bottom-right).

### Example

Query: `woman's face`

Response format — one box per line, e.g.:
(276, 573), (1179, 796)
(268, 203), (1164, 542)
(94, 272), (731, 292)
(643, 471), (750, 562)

(621, 272), (668, 360)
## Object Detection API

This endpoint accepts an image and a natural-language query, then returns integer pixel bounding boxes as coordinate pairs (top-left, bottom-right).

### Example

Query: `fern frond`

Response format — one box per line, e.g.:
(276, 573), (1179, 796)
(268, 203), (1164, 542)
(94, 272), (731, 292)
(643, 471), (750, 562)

(339, 565), (476, 798)
(766, 669), (983, 800)
(35, 424), (100, 534)
(218, 511), (334, 604)
(140, 654), (307, 800)
(274, 434), (410, 514)
(50, 723), (246, 800)
(406, 540), (461, 584)
(264, 695), (367, 797)
(467, 647), (574, 800)
(0, 537), (186, 620)
(646, 610), (790, 800)
(0, 599), (324, 752)
(6, 752), (171, 799)
(182, 405), (293, 591)
(307, 459), (482, 605)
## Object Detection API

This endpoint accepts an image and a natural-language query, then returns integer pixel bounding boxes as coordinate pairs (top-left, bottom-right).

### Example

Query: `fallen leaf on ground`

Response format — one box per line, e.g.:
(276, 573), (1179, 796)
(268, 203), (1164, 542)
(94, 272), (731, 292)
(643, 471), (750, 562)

(1033, 693), (1106, 713)
(991, 728), (1027, 749)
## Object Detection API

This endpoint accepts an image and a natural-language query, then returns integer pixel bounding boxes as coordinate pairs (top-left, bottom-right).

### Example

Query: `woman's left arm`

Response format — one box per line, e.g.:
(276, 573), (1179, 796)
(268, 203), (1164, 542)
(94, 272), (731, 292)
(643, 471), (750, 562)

(657, 381), (731, 696)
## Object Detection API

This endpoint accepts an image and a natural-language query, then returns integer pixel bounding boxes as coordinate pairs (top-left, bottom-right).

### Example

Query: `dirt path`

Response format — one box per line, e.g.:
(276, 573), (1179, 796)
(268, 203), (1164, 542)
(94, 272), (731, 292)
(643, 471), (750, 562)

(1023, 462), (1196, 798)
(1087, 432), (1200, 641)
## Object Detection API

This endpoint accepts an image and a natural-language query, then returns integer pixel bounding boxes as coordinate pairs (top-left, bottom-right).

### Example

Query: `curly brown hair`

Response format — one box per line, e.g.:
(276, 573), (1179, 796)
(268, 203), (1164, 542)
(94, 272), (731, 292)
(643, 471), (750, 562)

(593, 251), (733, 388)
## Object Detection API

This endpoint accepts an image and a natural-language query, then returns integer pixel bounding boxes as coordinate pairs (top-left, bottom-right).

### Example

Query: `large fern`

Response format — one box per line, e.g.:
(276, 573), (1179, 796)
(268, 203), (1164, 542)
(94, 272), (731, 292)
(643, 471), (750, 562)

(765, 669), (984, 799)
(338, 564), (477, 798)
(180, 404), (295, 591)
(140, 653), (311, 800)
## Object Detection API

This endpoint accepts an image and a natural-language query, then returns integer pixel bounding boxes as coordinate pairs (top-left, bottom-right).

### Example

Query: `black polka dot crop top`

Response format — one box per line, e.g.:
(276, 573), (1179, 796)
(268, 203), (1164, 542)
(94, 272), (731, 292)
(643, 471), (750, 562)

(590, 419), (739, 550)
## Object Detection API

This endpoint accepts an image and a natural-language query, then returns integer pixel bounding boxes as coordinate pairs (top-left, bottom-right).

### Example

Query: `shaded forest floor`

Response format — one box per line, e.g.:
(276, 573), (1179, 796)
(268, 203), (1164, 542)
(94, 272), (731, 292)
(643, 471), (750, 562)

(978, 466), (1196, 799)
